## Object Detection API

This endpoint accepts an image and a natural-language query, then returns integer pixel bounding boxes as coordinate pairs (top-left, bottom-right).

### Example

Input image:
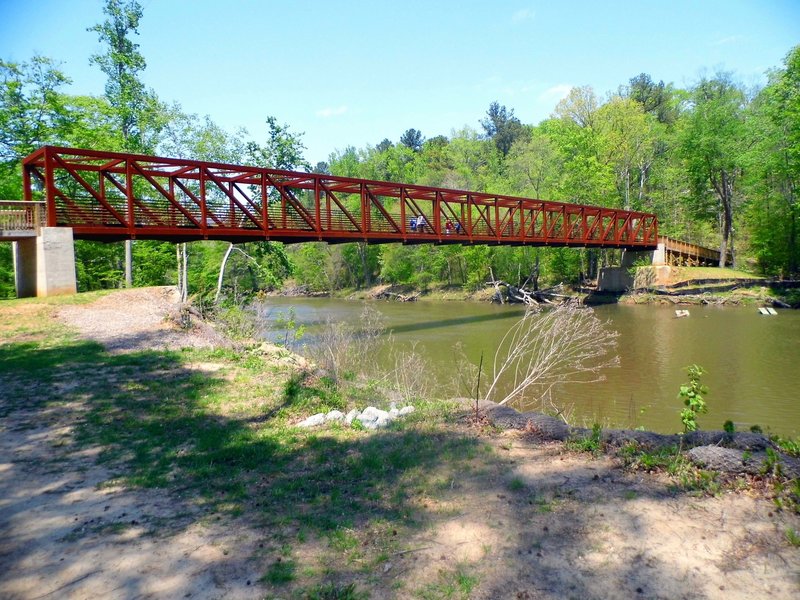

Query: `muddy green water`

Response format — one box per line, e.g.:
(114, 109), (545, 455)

(260, 298), (800, 437)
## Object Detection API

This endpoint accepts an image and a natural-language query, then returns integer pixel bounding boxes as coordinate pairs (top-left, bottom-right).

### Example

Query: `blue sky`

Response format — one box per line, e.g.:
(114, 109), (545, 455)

(1, 0), (798, 164)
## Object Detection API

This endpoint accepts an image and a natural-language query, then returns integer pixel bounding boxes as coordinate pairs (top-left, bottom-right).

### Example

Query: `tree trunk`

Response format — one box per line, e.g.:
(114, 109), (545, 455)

(788, 205), (798, 275)
(623, 167), (631, 211)
(215, 243), (235, 304)
(124, 240), (133, 287)
(177, 243), (188, 303)
(718, 171), (734, 268)
(358, 242), (372, 287)
(787, 182), (798, 275)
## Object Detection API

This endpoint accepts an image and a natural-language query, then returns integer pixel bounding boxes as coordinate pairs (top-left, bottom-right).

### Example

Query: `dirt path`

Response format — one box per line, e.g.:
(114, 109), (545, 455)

(1, 288), (798, 599)
(56, 287), (223, 353)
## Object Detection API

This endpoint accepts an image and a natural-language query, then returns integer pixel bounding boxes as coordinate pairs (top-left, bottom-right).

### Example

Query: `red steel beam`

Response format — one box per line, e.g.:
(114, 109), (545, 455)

(21, 146), (659, 248)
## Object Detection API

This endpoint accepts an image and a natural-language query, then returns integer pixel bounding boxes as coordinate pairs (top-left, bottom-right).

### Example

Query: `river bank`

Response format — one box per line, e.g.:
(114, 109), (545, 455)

(1, 288), (799, 599)
(274, 267), (800, 309)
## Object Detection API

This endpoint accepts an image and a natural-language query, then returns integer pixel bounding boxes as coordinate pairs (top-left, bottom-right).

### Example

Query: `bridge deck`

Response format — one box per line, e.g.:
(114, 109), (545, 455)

(659, 236), (732, 267)
(0, 201), (44, 241)
(21, 146), (658, 249)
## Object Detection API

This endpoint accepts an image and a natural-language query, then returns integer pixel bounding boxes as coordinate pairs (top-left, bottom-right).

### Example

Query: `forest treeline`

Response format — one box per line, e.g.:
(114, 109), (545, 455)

(1, 0), (798, 300)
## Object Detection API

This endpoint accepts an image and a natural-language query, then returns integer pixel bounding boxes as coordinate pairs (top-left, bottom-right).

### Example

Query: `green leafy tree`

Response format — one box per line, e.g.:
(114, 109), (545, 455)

(749, 45), (800, 275)
(246, 116), (309, 171)
(626, 73), (677, 125)
(480, 101), (524, 156)
(595, 96), (659, 210)
(312, 160), (330, 174)
(399, 128), (424, 152)
(88, 0), (163, 153)
(0, 57), (71, 197)
(89, 0), (167, 288)
(553, 86), (599, 129)
(507, 127), (562, 199)
(680, 74), (748, 267)
(289, 243), (333, 291)
(375, 138), (393, 153)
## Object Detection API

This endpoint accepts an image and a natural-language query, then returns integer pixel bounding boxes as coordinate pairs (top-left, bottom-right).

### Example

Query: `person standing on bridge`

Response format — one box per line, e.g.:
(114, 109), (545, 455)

(416, 214), (426, 233)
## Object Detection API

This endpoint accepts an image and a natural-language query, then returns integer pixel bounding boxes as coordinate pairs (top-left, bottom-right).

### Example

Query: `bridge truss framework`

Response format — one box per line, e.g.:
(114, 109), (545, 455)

(22, 146), (658, 249)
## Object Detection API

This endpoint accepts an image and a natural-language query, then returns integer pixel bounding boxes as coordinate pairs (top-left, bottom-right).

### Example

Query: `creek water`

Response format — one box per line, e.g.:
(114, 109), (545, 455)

(259, 297), (800, 437)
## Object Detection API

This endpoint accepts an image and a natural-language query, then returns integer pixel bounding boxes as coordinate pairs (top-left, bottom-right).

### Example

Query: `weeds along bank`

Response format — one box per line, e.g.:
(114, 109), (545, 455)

(2, 289), (799, 599)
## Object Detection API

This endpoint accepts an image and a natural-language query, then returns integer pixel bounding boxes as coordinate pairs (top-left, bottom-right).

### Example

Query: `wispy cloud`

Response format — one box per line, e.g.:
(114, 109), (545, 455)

(512, 8), (535, 23)
(539, 84), (572, 102)
(315, 105), (348, 118)
(709, 34), (745, 47)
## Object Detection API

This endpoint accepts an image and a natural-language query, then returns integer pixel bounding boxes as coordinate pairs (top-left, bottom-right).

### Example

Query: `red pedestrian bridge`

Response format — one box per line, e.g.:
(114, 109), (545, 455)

(19, 146), (658, 249)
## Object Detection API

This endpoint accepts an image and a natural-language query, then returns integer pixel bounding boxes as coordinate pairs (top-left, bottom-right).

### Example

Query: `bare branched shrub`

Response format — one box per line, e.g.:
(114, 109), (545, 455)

(485, 300), (619, 407)
(449, 341), (481, 399)
(389, 341), (432, 402)
(306, 304), (385, 384)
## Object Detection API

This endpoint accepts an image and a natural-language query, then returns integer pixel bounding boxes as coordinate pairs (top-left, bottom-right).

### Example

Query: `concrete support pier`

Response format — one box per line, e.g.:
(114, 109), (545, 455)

(597, 243), (668, 292)
(12, 227), (77, 297)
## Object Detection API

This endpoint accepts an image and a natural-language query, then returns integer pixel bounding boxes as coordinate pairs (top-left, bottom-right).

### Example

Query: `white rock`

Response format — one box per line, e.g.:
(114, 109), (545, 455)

(345, 409), (360, 425)
(360, 406), (385, 420)
(374, 415), (393, 428)
(326, 410), (345, 422)
(398, 406), (415, 416)
(389, 408), (399, 417)
(297, 413), (325, 427)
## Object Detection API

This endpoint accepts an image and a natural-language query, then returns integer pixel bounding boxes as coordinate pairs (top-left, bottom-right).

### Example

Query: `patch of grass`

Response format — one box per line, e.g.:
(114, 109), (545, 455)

(772, 435), (800, 458)
(532, 495), (555, 513)
(305, 582), (368, 600)
(327, 528), (359, 552)
(668, 267), (761, 284)
(784, 528), (800, 547)
(679, 469), (721, 495)
(620, 442), (725, 495)
(416, 563), (479, 599)
(619, 443), (682, 472)
(566, 423), (603, 454)
(261, 558), (296, 585)
(508, 476), (526, 492)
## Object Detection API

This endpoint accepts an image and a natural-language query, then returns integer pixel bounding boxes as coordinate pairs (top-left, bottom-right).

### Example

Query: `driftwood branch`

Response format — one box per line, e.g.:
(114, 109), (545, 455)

(488, 278), (571, 306)
(375, 290), (420, 302)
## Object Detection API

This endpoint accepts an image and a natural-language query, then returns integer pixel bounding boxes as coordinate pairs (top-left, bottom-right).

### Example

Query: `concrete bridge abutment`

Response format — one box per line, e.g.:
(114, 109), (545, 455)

(597, 242), (669, 292)
(12, 227), (77, 297)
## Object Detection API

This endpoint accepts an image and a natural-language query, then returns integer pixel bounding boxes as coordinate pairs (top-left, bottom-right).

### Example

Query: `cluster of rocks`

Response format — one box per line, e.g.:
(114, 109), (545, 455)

(297, 404), (415, 430)
(474, 398), (800, 478)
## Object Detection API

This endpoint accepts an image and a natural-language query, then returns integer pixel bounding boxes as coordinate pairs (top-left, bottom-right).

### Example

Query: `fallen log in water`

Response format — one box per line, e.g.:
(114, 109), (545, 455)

(488, 279), (573, 306)
(375, 290), (419, 302)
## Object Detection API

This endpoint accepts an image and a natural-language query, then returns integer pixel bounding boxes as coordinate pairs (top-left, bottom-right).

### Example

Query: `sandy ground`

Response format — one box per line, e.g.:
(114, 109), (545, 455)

(1, 288), (799, 599)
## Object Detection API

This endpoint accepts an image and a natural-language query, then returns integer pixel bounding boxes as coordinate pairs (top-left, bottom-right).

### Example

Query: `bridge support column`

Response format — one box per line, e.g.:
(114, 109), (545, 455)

(620, 244), (665, 267)
(598, 244), (670, 292)
(12, 227), (77, 298)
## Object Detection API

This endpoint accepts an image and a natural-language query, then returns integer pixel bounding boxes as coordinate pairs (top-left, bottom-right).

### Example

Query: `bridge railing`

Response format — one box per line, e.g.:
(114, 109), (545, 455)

(0, 200), (45, 238)
(22, 146), (658, 249)
(659, 236), (732, 266)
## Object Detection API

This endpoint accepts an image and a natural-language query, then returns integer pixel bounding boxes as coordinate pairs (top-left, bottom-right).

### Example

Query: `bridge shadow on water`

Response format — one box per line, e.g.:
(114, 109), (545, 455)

(382, 307), (525, 336)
